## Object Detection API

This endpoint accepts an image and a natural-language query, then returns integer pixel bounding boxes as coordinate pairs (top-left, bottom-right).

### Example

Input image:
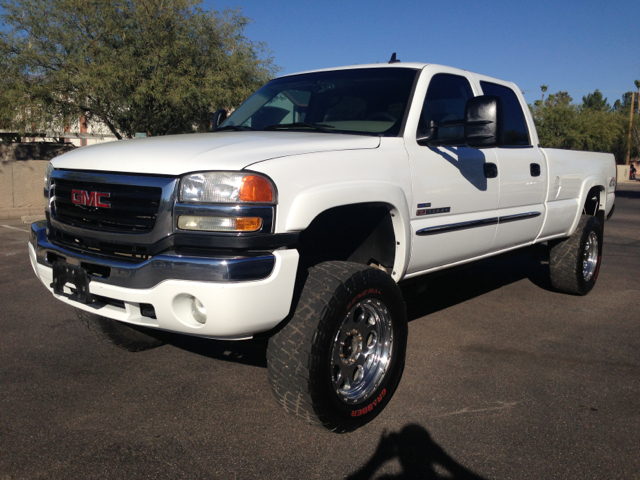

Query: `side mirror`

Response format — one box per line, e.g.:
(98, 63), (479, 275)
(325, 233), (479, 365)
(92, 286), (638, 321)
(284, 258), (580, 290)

(464, 95), (504, 149)
(212, 108), (228, 130)
(416, 120), (438, 146)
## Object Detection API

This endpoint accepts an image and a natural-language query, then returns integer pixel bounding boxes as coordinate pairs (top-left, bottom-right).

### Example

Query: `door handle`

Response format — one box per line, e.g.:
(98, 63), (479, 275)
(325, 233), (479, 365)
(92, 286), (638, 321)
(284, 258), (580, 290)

(483, 163), (498, 178)
(530, 163), (541, 177)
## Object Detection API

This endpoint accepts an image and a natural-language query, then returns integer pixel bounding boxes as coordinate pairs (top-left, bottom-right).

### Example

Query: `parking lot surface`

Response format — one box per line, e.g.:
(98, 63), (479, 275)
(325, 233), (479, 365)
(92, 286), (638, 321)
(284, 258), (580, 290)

(1, 183), (639, 479)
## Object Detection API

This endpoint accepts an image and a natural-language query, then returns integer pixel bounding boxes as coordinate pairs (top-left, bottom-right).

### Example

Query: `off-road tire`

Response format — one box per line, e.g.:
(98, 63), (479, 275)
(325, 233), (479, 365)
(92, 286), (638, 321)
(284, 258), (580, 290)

(549, 215), (603, 295)
(267, 261), (407, 433)
(76, 309), (165, 352)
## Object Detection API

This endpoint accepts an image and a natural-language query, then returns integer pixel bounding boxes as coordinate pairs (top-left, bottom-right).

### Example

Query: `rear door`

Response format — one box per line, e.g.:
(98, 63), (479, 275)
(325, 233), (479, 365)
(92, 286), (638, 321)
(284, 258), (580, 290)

(477, 80), (547, 251)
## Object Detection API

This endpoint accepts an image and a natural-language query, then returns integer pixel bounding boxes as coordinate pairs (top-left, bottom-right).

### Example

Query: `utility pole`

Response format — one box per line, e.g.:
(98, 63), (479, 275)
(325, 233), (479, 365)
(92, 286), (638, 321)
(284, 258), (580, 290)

(626, 91), (635, 165)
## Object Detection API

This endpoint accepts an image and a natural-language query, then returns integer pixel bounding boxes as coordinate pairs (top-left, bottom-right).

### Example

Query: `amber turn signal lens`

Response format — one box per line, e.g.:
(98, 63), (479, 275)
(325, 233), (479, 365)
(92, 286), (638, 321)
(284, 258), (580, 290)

(235, 217), (262, 231)
(239, 175), (273, 202)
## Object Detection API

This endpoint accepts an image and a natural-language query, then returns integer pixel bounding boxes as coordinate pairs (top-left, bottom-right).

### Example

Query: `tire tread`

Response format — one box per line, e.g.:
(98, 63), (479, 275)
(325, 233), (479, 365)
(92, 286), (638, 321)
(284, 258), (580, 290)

(549, 215), (601, 295)
(267, 261), (405, 432)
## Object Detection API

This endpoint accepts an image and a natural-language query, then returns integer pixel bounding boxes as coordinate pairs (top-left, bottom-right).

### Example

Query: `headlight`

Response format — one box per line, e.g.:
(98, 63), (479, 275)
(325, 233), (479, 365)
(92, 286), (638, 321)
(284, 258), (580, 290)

(179, 172), (275, 204)
(44, 162), (55, 191)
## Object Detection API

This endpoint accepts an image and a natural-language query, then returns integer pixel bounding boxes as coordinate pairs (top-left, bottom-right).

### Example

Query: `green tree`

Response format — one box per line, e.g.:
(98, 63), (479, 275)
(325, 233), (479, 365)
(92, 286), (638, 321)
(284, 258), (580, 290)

(530, 88), (639, 164)
(582, 89), (610, 112)
(541, 84), (548, 104)
(613, 92), (635, 114)
(635, 80), (640, 114)
(531, 91), (577, 148)
(0, 0), (279, 139)
(531, 90), (625, 161)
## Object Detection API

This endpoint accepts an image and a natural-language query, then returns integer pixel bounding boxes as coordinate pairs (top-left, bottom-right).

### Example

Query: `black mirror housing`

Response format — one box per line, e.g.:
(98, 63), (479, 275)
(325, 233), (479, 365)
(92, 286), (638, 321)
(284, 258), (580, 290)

(415, 96), (504, 149)
(416, 120), (438, 146)
(464, 95), (504, 149)
(212, 108), (228, 130)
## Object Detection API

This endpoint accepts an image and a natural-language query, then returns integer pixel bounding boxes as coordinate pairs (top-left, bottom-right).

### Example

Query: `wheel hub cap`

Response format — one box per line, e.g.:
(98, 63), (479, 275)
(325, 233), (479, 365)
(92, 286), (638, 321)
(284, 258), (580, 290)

(583, 231), (599, 281)
(330, 299), (393, 403)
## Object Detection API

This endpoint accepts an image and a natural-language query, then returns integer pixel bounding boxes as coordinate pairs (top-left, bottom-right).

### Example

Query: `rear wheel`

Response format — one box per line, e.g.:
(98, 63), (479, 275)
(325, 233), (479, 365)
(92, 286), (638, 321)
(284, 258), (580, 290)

(76, 309), (165, 352)
(549, 215), (603, 295)
(267, 261), (407, 432)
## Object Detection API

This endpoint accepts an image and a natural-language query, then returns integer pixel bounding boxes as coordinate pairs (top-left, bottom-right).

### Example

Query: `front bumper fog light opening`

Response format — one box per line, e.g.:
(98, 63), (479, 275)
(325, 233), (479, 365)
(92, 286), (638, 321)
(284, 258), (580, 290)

(190, 297), (207, 324)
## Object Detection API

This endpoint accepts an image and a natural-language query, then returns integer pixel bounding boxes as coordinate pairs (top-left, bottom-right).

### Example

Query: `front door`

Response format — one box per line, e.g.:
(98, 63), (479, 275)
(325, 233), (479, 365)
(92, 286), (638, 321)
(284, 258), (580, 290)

(404, 70), (499, 276)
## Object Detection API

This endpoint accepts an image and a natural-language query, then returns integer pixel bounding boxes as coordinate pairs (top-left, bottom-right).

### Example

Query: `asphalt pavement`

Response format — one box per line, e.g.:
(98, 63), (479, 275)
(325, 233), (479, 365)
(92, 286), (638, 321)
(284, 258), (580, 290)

(1, 183), (639, 479)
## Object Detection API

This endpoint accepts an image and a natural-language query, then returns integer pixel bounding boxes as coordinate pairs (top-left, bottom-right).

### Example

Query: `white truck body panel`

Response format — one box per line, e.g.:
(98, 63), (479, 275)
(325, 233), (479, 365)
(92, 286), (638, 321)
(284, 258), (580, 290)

(53, 131), (380, 175)
(31, 62), (616, 338)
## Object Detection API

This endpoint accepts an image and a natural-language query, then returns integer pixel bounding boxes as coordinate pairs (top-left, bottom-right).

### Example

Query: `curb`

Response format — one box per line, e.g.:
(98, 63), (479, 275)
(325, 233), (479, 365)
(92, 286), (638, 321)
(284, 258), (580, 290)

(21, 215), (46, 224)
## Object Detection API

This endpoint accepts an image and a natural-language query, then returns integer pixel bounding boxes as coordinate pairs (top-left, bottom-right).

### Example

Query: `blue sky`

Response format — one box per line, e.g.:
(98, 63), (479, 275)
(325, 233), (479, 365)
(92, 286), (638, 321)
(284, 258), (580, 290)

(208, 0), (640, 106)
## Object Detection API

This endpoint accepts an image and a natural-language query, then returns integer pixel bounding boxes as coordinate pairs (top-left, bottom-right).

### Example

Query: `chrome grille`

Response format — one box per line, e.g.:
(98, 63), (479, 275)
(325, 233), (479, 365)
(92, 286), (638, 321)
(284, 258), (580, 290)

(52, 178), (162, 233)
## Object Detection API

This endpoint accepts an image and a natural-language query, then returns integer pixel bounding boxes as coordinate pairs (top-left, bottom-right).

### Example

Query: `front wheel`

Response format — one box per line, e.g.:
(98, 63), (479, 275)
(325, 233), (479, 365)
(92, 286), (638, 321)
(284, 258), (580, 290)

(267, 261), (407, 433)
(549, 215), (603, 295)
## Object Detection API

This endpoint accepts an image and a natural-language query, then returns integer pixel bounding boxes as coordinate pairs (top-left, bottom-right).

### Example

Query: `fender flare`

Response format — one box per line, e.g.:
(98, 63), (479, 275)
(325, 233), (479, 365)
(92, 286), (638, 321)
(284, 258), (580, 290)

(285, 182), (412, 281)
(568, 175), (607, 235)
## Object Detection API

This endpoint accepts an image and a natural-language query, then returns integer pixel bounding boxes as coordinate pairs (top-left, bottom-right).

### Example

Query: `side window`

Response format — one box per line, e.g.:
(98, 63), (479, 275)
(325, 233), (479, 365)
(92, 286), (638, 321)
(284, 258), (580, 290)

(418, 74), (474, 143)
(480, 81), (530, 146)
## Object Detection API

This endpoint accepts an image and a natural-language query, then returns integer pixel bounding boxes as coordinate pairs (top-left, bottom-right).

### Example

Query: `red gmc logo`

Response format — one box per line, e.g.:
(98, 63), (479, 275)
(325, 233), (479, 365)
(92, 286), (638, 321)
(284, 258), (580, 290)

(71, 189), (111, 208)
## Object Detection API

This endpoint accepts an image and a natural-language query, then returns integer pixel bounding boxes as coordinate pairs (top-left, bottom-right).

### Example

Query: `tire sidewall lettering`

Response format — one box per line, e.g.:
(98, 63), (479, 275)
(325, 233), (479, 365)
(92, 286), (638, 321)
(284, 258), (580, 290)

(350, 389), (387, 417)
(346, 288), (382, 311)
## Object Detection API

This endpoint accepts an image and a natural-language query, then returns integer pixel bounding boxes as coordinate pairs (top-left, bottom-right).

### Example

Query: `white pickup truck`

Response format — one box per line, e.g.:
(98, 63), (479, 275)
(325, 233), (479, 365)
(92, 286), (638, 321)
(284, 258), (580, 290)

(30, 61), (616, 432)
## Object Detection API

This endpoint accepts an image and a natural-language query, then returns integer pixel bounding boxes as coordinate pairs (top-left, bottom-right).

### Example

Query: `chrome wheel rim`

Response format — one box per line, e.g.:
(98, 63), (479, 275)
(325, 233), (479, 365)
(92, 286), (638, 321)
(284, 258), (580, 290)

(583, 231), (599, 281)
(330, 298), (393, 404)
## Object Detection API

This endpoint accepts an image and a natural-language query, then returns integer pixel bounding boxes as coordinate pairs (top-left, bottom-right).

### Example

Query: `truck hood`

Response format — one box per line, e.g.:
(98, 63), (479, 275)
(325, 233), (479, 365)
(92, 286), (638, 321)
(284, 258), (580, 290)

(51, 132), (380, 175)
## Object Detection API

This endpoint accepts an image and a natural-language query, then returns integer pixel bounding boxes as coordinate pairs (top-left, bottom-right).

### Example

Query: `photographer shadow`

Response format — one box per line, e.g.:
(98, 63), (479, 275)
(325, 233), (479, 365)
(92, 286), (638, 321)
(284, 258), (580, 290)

(347, 423), (485, 480)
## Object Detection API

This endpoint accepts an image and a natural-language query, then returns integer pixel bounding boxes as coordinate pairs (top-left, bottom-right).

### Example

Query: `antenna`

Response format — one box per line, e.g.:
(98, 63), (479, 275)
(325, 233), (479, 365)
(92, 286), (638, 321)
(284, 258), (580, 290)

(388, 53), (401, 64)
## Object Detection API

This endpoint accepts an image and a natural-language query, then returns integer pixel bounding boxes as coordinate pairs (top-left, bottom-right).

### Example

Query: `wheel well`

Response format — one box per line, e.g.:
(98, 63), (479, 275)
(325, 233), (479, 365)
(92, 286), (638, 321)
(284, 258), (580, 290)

(296, 203), (396, 271)
(583, 186), (604, 217)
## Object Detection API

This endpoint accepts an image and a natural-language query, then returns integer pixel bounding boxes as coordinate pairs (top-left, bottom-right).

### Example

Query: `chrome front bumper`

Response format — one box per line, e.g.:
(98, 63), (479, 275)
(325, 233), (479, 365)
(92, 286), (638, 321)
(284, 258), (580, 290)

(29, 221), (300, 339)
(29, 221), (276, 289)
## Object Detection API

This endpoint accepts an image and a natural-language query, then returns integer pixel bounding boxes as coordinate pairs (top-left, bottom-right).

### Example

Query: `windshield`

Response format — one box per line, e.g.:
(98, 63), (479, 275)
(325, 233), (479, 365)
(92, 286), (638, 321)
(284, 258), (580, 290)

(220, 68), (419, 136)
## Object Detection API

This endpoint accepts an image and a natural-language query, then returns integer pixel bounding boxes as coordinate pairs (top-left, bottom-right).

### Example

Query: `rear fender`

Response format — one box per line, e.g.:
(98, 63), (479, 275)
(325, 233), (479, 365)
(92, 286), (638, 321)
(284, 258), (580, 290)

(568, 176), (606, 235)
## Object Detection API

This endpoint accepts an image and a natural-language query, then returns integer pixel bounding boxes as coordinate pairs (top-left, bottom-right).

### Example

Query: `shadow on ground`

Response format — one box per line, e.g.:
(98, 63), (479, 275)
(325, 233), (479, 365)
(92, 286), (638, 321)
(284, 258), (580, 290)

(165, 246), (549, 365)
(347, 423), (485, 479)
(614, 187), (640, 199)
(161, 333), (268, 368)
(400, 246), (551, 321)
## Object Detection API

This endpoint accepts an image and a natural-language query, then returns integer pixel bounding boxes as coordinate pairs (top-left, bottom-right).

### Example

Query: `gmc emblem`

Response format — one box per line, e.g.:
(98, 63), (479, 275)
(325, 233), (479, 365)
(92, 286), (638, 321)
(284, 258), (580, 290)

(71, 189), (111, 208)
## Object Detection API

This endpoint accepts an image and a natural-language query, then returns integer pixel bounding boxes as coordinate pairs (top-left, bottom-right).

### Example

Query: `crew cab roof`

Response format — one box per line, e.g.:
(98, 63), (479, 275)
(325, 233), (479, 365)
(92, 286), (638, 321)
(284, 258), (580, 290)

(279, 62), (509, 87)
(280, 62), (429, 77)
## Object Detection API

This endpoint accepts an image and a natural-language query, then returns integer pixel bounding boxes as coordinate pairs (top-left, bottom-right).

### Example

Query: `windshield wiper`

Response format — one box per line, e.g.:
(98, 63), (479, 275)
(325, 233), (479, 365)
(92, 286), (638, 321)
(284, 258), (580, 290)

(215, 125), (254, 132)
(264, 122), (335, 133)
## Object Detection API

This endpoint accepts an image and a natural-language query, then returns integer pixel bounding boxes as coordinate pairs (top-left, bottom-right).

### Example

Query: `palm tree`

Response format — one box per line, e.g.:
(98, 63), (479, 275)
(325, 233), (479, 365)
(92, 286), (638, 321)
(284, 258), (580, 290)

(541, 85), (548, 104)
(635, 80), (640, 114)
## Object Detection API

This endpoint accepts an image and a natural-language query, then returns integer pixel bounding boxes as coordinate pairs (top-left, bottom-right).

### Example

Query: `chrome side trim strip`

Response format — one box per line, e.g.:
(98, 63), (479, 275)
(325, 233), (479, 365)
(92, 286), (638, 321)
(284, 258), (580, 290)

(497, 211), (542, 224)
(416, 211), (542, 236)
(31, 222), (275, 288)
(416, 217), (498, 236)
